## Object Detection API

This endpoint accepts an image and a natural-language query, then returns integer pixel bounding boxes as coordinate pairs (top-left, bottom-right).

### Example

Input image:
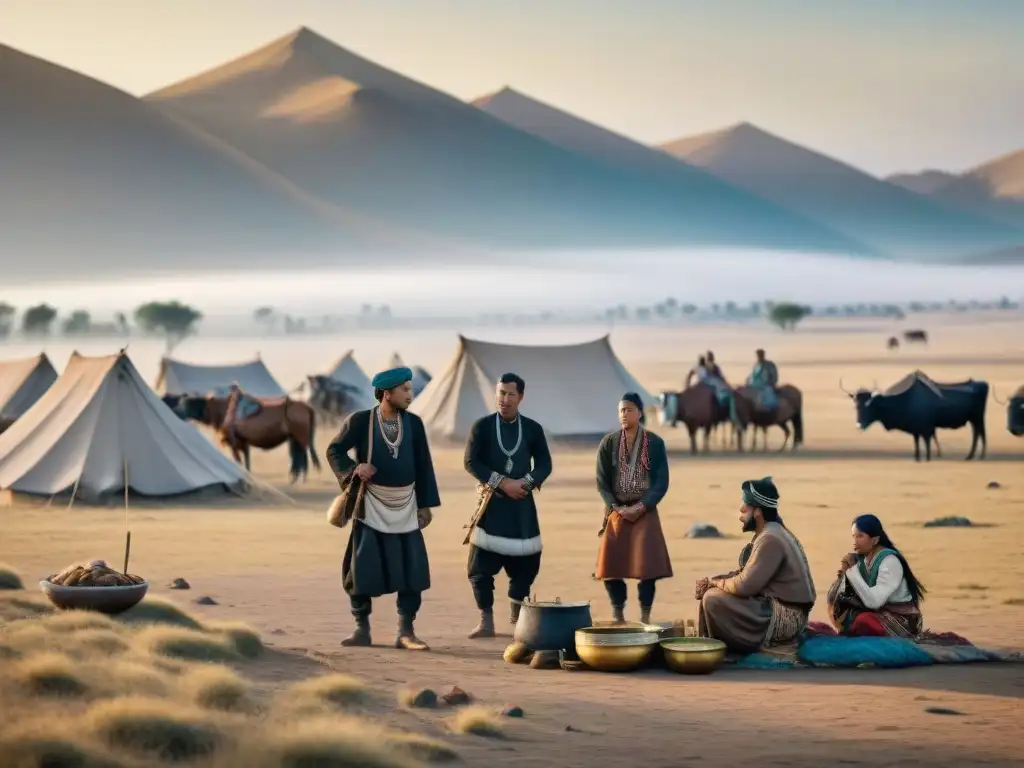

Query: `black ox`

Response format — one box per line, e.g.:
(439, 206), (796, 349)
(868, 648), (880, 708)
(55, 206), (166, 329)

(996, 386), (1024, 437)
(842, 372), (987, 461)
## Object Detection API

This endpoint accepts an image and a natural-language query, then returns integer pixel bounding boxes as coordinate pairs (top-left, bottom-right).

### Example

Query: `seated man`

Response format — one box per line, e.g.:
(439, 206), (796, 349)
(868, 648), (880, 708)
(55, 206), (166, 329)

(695, 477), (816, 653)
(747, 348), (778, 412)
(826, 514), (925, 638)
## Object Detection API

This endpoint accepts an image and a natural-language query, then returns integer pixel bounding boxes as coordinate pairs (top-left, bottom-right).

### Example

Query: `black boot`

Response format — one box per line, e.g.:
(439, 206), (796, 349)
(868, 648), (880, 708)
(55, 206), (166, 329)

(611, 604), (626, 623)
(468, 610), (496, 639)
(640, 605), (652, 625)
(341, 616), (371, 647)
(395, 615), (429, 651)
(510, 599), (523, 626)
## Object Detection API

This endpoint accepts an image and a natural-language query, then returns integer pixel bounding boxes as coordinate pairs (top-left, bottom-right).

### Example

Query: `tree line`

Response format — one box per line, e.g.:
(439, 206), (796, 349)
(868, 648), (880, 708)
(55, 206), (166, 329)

(0, 301), (203, 340)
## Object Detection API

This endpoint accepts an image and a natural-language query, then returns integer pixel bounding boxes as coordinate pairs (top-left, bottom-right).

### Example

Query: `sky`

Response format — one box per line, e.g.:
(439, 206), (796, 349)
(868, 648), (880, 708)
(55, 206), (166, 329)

(4, 0), (1022, 176)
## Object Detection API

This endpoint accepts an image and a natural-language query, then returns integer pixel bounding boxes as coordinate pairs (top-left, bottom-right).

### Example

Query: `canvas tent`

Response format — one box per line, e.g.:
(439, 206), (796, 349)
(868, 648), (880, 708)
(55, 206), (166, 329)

(0, 352), (248, 498)
(156, 356), (285, 397)
(324, 351), (375, 410)
(410, 335), (653, 440)
(388, 352), (432, 396)
(0, 353), (58, 419)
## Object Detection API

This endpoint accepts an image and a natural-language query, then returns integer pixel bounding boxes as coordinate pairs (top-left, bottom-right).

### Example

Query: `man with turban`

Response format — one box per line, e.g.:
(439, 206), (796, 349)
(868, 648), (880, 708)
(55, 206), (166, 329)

(463, 373), (553, 639)
(694, 477), (816, 653)
(326, 366), (441, 651)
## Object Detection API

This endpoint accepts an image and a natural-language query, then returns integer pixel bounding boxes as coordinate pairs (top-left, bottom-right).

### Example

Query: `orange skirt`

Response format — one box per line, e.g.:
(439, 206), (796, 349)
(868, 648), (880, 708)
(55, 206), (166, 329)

(595, 507), (673, 581)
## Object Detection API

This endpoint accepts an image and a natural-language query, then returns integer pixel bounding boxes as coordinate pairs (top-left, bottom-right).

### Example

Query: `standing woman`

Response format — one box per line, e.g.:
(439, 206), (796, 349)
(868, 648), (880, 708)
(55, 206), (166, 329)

(594, 392), (674, 624)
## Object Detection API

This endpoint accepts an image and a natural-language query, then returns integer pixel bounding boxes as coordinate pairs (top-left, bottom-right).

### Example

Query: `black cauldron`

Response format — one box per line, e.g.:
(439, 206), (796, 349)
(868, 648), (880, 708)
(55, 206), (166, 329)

(513, 597), (592, 652)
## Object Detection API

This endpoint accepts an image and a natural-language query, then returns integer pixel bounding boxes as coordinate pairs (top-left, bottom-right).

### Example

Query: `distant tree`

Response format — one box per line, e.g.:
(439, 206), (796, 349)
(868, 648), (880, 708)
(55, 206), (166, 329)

(615, 304), (628, 320)
(681, 303), (698, 316)
(748, 301), (761, 316)
(635, 307), (652, 322)
(724, 300), (738, 316)
(22, 303), (58, 335)
(0, 302), (15, 339)
(378, 305), (392, 320)
(134, 301), (202, 340)
(61, 309), (92, 335)
(767, 302), (809, 331)
(710, 302), (721, 315)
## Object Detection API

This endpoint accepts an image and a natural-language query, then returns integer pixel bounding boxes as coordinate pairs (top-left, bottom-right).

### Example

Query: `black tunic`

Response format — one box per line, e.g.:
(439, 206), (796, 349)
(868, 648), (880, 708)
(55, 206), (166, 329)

(464, 412), (552, 555)
(326, 408), (441, 598)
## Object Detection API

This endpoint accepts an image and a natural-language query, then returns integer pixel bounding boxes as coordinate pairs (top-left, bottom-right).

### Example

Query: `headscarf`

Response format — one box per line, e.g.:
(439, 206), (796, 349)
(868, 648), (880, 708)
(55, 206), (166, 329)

(852, 514), (926, 604)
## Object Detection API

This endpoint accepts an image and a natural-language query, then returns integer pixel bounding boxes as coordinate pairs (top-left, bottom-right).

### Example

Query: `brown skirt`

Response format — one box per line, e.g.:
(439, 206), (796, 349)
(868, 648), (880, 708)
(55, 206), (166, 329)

(595, 507), (673, 581)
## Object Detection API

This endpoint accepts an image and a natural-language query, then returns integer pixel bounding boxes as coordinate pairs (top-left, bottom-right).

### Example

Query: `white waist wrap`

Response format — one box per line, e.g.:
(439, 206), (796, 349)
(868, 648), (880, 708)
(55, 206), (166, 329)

(360, 482), (419, 534)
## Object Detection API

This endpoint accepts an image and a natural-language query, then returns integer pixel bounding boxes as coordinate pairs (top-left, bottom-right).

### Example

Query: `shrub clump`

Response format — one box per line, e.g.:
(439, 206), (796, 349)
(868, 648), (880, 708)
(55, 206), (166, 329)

(183, 665), (255, 714)
(133, 626), (240, 662)
(116, 597), (203, 630)
(206, 620), (264, 659)
(286, 674), (368, 708)
(446, 706), (505, 738)
(83, 697), (229, 762)
(12, 652), (91, 698)
(0, 563), (25, 590)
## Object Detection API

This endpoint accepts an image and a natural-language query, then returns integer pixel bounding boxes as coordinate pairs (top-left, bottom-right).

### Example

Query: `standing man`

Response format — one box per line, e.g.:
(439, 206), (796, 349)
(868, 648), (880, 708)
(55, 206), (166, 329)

(463, 373), (553, 639)
(748, 349), (779, 412)
(326, 366), (441, 651)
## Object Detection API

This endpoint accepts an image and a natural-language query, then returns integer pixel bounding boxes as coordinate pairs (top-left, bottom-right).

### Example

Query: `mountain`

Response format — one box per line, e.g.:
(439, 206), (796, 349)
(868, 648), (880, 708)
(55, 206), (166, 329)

(661, 122), (1024, 262)
(146, 28), (863, 255)
(472, 86), (870, 254)
(0, 43), (435, 281)
(886, 170), (959, 196)
(889, 149), (1024, 228)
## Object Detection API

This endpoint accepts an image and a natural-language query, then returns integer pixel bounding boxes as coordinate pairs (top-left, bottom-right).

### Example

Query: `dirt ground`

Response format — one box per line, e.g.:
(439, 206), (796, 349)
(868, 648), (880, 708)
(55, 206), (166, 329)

(2, 316), (1022, 766)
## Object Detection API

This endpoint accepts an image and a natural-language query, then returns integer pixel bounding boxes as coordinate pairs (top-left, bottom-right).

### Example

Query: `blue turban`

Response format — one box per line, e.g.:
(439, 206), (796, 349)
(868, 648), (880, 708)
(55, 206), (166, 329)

(371, 366), (413, 390)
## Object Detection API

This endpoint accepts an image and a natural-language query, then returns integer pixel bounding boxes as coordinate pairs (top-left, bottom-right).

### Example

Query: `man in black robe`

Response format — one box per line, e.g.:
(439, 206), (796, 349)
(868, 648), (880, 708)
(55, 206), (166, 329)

(326, 366), (441, 651)
(463, 373), (553, 639)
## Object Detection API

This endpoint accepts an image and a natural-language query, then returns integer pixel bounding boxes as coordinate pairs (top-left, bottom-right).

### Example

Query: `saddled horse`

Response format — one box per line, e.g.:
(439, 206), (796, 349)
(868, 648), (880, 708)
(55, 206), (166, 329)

(658, 384), (733, 453)
(731, 384), (804, 452)
(169, 394), (320, 483)
(305, 375), (366, 427)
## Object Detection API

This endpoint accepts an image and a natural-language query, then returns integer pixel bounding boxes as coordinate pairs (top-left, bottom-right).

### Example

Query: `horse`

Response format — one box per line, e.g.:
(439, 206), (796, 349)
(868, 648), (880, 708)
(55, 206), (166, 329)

(305, 375), (366, 427)
(173, 394), (320, 483)
(658, 384), (733, 453)
(731, 384), (804, 452)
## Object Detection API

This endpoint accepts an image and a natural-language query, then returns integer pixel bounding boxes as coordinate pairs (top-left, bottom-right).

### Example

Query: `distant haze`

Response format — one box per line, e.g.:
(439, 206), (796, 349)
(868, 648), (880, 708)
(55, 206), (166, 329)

(4, 250), (1022, 319)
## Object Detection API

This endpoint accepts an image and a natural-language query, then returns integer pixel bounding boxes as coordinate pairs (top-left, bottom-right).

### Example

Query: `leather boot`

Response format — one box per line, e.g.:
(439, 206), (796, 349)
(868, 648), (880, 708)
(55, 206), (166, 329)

(468, 610), (496, 639)
(611, 604), (626, 624)
(340, 616), (371, 647)
(640, 606), (653, 625)
(510, 599), (523, 626)
(395, 615), (429, 651)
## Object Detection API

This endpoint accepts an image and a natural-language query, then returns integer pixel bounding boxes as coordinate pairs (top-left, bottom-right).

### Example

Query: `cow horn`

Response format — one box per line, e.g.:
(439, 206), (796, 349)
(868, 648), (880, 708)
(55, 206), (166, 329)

(838, 378), (853, 396)
(872, 379), (879, 393)
(992, 386), (1007, 405)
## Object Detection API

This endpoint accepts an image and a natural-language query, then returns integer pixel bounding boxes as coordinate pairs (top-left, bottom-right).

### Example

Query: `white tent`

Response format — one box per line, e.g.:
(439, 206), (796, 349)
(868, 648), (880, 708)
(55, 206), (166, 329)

(388, 352), (431, 396)
(325, 351), (375, 410)
(0, 352), (248, 498)
(0, 353), (58, 419)
(156, 356), (285, 397)
(410, 334), (653, 440)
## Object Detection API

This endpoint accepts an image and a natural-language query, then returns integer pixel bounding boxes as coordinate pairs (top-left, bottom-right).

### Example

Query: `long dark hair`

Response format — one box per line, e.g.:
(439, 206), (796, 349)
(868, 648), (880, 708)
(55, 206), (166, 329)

(853, 514), (926, 604)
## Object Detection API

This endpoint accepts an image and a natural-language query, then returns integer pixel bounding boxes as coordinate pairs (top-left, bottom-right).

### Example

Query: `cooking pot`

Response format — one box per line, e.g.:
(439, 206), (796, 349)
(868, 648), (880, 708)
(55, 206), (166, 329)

(513, 596), (592, 652)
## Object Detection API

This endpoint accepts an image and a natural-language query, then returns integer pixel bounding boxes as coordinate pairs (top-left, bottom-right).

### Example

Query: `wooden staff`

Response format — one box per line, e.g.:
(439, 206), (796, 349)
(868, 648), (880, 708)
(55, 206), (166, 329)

(462, 485), (495, 545)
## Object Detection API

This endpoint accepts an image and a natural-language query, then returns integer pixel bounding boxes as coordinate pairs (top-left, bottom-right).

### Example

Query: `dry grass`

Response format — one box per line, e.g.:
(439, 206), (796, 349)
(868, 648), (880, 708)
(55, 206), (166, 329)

(132, 626), (240, 662)
(384, 730), (461, 763)
(83, 697), (229, 762)
(182, 665), (256, 713)
(0, 726), (137, 768)
(284, 673), (368, 709)
(446, 706), (505, 738)
(0, 562), (24, 590)
(116, 597), (203, 630)
(206, 619), (264, 659)
(11, 651), (91, 697)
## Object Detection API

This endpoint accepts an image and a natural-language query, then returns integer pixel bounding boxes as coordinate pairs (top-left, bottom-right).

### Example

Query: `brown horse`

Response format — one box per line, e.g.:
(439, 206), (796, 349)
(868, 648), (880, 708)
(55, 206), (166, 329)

(658, 384), (732, 453)
(173, 395), (320, 483)
(731, 385), (804, 452)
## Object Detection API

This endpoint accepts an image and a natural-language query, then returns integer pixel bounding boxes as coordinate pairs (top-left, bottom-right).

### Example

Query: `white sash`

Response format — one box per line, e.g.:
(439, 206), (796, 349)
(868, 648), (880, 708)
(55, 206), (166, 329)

(361, 482), (418, 534)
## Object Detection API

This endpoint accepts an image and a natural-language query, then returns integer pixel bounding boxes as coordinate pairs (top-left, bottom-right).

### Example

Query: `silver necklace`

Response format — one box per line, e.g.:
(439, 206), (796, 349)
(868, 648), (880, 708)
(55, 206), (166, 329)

(495, 412), (522, 474)
(377, 407), (403, 459)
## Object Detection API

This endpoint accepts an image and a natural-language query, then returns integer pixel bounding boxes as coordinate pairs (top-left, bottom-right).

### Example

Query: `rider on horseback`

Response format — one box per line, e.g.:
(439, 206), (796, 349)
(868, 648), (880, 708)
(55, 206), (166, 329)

(687, 355), (739, 429)
(748, 349), (779, 413)
(222, 382), (262, 444)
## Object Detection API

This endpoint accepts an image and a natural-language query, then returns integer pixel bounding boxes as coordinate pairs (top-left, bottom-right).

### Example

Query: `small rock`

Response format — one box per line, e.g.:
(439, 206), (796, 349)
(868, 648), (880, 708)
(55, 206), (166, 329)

(565, 725), (581, 732)
(168, 578), (190, 590)
(503, 642), (532, 665)
(194, 596), (218, 605)
(986, 481), (1001, 489)
(407, 688), (438, 709)
(529, 650), (561, 670)
(441, 685), (472, 706)
(271, 629), (287, 636)
(501, 706), (524, 718)
(685, 523), (723, 539)
(923, 516), (973, 528)
(925, 707), (964, 716)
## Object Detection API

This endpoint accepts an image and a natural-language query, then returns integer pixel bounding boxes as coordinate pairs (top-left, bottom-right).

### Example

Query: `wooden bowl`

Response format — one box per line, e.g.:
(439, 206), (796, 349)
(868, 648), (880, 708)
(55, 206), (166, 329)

(574, 626), (659, 672)
(39, 579), (149, 615)
(660, 637), (727, 674)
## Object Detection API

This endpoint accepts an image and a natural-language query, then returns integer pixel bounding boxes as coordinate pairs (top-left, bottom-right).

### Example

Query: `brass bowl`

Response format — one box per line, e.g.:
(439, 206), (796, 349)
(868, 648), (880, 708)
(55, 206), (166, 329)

(660, 637), (727, 675)
(574, 626), (659, 672)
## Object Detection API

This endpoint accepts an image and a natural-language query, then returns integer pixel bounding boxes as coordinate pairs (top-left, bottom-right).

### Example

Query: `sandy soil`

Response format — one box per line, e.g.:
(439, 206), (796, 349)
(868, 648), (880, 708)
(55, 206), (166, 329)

(2, 318), (1022, 766)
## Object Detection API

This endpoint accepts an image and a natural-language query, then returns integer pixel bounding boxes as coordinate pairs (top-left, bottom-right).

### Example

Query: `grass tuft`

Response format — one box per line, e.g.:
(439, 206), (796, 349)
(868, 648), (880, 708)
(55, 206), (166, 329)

(12, 652), (91, 698)
(206, 619), (264, 659)
(384, 730), (461, 763)
(0, 562), (25, 590)
(255, 718), (416, 768)
(286, 673), (368, 708)
(116, 597), (203, 630)
(183, 665), (255, 714)
(0, 729), (134, 768)
(132, 626), (240, 662)
(83, 697), (228, 762)
(38, 611), (121, 633)
(446, 706), (505, 739)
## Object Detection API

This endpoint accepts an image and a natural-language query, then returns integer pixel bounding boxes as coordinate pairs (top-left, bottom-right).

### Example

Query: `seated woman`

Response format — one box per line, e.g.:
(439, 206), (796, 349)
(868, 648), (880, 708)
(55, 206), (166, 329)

(827, 514), (926, 638)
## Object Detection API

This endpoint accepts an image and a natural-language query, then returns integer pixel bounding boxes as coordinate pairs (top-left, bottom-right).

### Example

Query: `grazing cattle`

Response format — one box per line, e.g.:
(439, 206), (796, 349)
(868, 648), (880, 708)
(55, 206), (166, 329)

(842, 371), (987, 461)
(887, 336), (900, 350)
(658, 385), (731, 453)
(175, 394), (320, 482)
(997, 385), (1024, 437)
(903, 329), (928, 344)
